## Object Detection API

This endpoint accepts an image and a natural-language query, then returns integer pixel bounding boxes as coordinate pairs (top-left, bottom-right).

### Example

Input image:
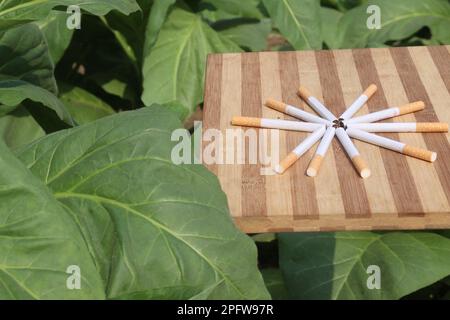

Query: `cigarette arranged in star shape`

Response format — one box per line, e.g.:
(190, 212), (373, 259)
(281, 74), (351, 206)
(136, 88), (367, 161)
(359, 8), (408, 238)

(231, 84), (448, 178)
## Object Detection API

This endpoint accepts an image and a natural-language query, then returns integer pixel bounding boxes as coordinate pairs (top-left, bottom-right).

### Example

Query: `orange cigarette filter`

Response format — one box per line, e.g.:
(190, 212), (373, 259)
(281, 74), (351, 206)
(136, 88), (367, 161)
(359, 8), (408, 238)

(398, 101), (425, 115)
(231, 116), (261, 127)
(402, 145), (437, 162)
(416, 123), (448, 132)
(351, 155), (371, 179)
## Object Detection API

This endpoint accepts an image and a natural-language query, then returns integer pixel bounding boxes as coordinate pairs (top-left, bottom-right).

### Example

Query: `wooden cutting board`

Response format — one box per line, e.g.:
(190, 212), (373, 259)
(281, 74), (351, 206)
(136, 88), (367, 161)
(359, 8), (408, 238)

(203, 46), (450, 233)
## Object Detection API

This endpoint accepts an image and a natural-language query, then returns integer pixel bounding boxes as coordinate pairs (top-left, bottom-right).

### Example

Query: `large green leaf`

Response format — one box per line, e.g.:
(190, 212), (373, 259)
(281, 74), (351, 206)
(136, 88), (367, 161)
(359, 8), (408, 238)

(0, 23), (72, 123)
(141, 8), (241, 118)
(220, 19), (272, 51)
(142, 0), (176, 57)
(279, 232), (450, 299)
(0, 140), (105, 299)
(0, 105), (44, 149)
(262, 0), (322, 49)
(0, 0), (140, 31)
(320, 7), (343, 49)
(338, 0), (450, 48)
(202, 0), (263, 19)
(15, 107), (269, 299)
(0, 23), (56, 94)
(59, 85), (115, 124)
(36, 11), (74, 64)
(0, 80), (72, 124)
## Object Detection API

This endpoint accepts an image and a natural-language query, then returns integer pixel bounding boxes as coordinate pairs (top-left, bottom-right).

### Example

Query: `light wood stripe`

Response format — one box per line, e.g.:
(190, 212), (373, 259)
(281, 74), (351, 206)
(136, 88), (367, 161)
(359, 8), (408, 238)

(333, 49), (397, 215)
(372, 48), (446, 215)
(353, 48), (425, 216)
(315, 50), (371, 218)
(241, 53), (267, 217)
(296, 51), (344, 216)
(219, 54), (242, 218)
(390, 47), (450, 208)
(203, 54), (222, 175)
(279, 52), (320, 219)
(259, 52), (294, 217)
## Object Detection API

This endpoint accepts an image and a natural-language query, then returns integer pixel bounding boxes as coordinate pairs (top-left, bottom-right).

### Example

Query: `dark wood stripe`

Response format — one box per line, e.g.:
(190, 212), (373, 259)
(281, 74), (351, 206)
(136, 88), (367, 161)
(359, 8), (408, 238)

(203, 54), (222, 175)
(241, 53), (267, 217)
(428, 46), (450, 92)
(278, 51), (320, 220)
(352, 48), (424, 217)
(315, 50), (371, 218)
(390, 47), (450, 206)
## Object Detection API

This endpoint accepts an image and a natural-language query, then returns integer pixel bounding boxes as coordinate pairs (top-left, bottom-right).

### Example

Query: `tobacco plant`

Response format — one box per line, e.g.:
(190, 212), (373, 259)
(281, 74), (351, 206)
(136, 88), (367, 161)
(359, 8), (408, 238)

(0, 0), (449, 300)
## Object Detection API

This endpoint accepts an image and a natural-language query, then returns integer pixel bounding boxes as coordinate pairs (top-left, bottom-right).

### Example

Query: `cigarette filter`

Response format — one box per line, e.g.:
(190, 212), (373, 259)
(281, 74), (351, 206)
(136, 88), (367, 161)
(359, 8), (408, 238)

(346, 128), (437, 162)
(347, 122), (448, 133)
(297, 86), (337, 121)
(275, 126), (326, 174)
(307, 126), (336, 177)
(335, 127), (371, 178)
(265, 99), (330, 125)
(347, 101), (425, 124)
(340, 84), (377, 120)
(231, 116), (323, 132)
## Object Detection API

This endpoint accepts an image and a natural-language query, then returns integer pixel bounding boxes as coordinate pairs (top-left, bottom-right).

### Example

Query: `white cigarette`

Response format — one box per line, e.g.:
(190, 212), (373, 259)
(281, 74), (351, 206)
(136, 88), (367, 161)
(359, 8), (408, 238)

(340, 84), (377, 120)
(346, 128), (437, 162)
(306, 126), (336, 177)
(275, 126), (326, 174)
(265, 99), (330, 125)
(347, 101), (425, 124)
(231, 116), (323, 132)
(335, 127), (371, 179)
(297, 86), (337, 121)
(347, 122), (449, 133)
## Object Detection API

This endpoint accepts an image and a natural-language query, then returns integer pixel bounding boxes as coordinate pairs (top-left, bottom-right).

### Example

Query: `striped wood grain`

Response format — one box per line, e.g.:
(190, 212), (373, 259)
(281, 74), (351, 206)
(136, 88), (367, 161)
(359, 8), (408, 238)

(203, 46), (450, 233)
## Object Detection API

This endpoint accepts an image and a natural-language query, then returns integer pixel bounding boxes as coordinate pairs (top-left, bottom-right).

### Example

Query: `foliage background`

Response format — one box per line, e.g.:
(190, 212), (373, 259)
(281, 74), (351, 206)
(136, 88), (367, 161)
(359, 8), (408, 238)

(0, 0), (450, 299)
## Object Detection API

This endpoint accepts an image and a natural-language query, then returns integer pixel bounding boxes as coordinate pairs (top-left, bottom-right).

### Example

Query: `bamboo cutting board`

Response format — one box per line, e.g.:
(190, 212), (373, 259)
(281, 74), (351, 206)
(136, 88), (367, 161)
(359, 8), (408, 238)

(203, 46), (450, 233)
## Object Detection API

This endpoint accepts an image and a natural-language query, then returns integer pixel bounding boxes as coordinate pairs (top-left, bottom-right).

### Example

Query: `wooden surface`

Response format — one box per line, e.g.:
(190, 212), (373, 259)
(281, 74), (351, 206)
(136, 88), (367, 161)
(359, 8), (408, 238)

(203, 46), (450, 233)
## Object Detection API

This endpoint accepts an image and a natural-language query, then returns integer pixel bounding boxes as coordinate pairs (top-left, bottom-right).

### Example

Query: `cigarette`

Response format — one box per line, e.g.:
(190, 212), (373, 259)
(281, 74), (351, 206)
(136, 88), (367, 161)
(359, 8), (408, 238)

(231, 116), (323, 132)
(347, 101), (425, 124)
(306, 126), (336, 177)
(297, 86), (337, 121)
(265, 99), (330, 125)
(340, 84), (377, 120)
(335, 128), (371, 179)
(347, 122), (449, 133)
(346, 128), (437, 162)
(275, 126), (326, 174)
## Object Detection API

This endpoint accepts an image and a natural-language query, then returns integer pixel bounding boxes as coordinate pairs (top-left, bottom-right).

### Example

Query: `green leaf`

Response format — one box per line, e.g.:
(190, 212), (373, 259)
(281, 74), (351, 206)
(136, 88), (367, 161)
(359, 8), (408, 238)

(202, 0), (263, 19)
(16, 107), (269, 299)
(320, 7), (343, 49)
(220, 19), (272, 51)
(338, 0), (450, 48)
(0, 23), (72, 123)
(279, 232), (450, 299)
(141, 8), (241, 118)
(36, 11), (74, 64)
(262, 0), (322, 49)
(59, 85), (115, 124)
(0, 0), (141, 31)
(0, 23), (57, 94)
(0, 140), (105, 299)
(0, 80), (72, 124)
(0, 106), (45, 149)
(261, 268), (289, 300)
(142, 0), (176, 57)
